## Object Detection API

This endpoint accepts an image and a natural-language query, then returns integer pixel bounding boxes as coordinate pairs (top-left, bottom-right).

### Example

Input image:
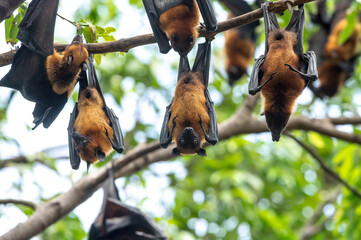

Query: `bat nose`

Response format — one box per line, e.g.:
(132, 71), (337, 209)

(185, 127), (193, 132)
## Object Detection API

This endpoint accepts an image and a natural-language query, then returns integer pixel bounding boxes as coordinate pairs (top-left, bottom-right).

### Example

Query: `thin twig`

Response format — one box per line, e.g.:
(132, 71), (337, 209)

(284, 132), (361, 199)
(0, 199), (38, 210)
(56, 13), (76, 26)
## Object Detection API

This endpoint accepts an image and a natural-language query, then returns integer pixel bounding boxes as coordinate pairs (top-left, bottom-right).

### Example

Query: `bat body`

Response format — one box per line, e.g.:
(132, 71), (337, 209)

(308, 0), (359, 97)
(221, 0), (259, 85)
(143, 0), (217, 55)
(160, 40), (218, 156)
(0, 0), (88, 129)
(249, 2), (318, 141)
(68, 57), (124, 171)
(89, 166), (166, 240)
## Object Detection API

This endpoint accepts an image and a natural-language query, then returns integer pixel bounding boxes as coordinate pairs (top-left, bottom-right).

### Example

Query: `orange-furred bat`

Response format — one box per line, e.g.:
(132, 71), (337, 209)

(308, 0), (360, 98)
(142, 0), (217, 55)
(249, 2), (318, 142)
(68, 56), (124, 171)
(220, 0), (260, 85)
(0, 0), (88, 129)
(89, 165), (166, 240)
(160, 40), (218, 156)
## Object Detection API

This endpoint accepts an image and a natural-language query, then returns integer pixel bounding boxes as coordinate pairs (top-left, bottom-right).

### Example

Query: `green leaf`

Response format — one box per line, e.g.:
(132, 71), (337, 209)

(338, 10), (357, 45)
(94, 54), (102, 65)
(4, 14), (14, 43)
(104, 27), (116, 33)
(100, 34), (115, 42)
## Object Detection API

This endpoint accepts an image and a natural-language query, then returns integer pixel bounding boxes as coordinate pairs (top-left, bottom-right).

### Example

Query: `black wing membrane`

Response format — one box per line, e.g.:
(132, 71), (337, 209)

(262, 1), (279, 54)
(196, 0), (218, 31)
(89, 166), (166, 240)
(17, 0), (59, 57)
(285, 5), (305, 57)
(192, 40), (218, 145)
(159, 102), (173, 149)
(142, 0), (171, 54)
(68, 102), (81, 170)
(177, 56), (191, 80)
(87, 56), (125, 154)
(248, 55), (265, 95)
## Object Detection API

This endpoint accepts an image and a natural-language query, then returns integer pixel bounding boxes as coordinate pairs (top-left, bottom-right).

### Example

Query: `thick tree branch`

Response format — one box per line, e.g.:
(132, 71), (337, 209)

(0, 0), (25, 22)
(0, 199), (38, 210)
(284, 132), (361, 199)
(2, 94), (361, 240)
(0, 0), (317, 67)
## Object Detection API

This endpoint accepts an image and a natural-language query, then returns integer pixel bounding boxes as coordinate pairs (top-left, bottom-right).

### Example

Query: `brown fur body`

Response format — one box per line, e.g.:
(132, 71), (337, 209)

(169, 72), (209, 154)
(261, 29), (306, 140)
(317, 19), (360, 96)
(74, 88), (114, 164)
(159, 1), (200, 55)
(46, 43), (88, 97)
(224, 12), (255, 84)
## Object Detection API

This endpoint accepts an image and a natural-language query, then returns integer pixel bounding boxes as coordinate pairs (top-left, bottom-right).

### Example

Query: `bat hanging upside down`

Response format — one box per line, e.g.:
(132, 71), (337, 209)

(0, 0), (88, 129)
(160, 40), (218, 156)
(142, 0), (217, 55)
(68, 56), (125, 171)
(249, 1), (318, 141)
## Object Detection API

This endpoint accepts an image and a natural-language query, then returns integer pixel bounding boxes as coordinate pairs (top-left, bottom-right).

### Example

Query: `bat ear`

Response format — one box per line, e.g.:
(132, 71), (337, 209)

(197, 148), (207, 156)
(68, 55), (73, 65)
(172, 148), (181, 156)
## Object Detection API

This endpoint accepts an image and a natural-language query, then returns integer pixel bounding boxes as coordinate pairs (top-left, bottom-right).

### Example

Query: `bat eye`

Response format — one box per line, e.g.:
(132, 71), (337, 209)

(188, 35), (194, 44)
(171, 34), (177, 44)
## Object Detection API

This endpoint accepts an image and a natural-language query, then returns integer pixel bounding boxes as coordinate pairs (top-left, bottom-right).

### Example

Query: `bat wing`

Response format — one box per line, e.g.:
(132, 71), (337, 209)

(262, 1), (279, 54)
(192, 40), (211, 87)
(204, 89), (218, 145)
(87, 56), (125, 153)
(285, 4), (305, 57)
(196, 0), (218, 31)
(285, 51), (319, 86)
(68, 102), (81, 170)
(159, 101), (173, 149)
(142, 0), (171, 54)
(220, 0), (259, 41)
(178, 56), (191, 80)
(248, 55), (266, 95)
(17, 0), (59, 57)
(103, 199), (166, 240)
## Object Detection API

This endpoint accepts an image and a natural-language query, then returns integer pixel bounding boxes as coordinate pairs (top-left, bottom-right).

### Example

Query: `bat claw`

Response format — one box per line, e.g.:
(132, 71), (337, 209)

(285, 1), (293, 13)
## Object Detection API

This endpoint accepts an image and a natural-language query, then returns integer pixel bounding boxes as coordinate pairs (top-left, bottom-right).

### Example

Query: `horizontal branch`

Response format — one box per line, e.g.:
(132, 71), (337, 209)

(0, 156), (52, 170)
(0, 0), (317, 67)
(0, 199), (38, 210)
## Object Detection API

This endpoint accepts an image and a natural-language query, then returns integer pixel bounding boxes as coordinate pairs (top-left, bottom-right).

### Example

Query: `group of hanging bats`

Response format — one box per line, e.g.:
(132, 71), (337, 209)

(0, 0), (359, 238)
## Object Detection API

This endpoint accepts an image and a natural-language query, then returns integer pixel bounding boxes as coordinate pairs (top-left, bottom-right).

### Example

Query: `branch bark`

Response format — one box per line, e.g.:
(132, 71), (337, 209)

(2, 94), (361, 240)
(0, 0), (317, 67)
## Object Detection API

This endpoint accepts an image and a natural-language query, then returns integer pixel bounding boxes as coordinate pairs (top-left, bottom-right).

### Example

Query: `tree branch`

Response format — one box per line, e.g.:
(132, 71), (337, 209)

(0, 199), (38, 210)
(2, 94), (361, 239)
(284, 132), (361, 199)
(0, 0), (317, 67)
(0, 156), (52, 170)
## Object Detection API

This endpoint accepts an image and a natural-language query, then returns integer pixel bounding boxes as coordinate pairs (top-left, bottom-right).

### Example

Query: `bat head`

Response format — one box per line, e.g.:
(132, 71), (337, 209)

(170, 32), (196, 57)
(173, 127), (206, 156)
(227, 66), (247, 85)
(64, 42), (89, 71)
(264, 111), (290, 142)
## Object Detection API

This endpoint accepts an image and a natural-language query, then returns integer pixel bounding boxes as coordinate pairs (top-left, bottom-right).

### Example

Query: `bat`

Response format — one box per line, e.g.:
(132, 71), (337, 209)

(160, 39), (218, 156)
(0, 0), (25, 23)
(249, 1), (318, 142)
(220, 0), (260, 85)
(67, 56), (125, 171)
(142, 0), (217, 56)
(0, 0), (88, 129)
(308, 0), (360, 97)
(89, 165), (166, 240)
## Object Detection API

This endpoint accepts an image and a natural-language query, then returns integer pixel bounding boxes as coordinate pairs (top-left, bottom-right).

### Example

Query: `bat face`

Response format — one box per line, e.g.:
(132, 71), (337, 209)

(158, 3), (200, 56)
(175, 127), (201, 154)
(264, 111), (290, 142)
(318, 61), (346, 97)
(63, 43), (89, 70)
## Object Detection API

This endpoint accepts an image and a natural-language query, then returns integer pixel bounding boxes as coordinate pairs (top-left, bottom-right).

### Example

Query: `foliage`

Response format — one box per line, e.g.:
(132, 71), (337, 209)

(1, 0), (361, 240)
